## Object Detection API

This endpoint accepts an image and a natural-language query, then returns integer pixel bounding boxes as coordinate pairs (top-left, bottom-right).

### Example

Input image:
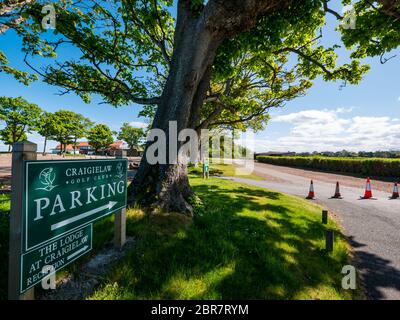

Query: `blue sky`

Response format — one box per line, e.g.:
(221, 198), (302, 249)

(0, 2), (399, 153)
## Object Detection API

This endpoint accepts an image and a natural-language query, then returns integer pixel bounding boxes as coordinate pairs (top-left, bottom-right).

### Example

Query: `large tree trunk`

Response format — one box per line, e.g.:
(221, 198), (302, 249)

(130, 6), (221, 215)
(129, 0), (289, 214)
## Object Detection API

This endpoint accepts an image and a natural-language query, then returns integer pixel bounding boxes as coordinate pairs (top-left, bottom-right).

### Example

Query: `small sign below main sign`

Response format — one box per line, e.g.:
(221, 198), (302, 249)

(23, 159), (128, 251)
(21, 224), (93, 293)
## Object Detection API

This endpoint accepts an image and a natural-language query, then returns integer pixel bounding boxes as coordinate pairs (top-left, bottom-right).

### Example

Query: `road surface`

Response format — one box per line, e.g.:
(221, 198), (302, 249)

(226, 161), (400, 300)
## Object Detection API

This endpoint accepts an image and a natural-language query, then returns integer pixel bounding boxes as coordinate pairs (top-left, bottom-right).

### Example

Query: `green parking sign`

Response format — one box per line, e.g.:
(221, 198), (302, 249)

(23, 159), (127, 251)
(21, 224), (93, 293)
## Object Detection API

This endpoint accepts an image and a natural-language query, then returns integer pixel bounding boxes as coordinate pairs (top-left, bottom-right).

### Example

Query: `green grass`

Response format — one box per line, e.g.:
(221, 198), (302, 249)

(0, 194), (10, 300)
(0, 177), (360, 300)
(189, 163), (263, 180)
(90, 176), (358, 300)
(63, 153), (86, 157)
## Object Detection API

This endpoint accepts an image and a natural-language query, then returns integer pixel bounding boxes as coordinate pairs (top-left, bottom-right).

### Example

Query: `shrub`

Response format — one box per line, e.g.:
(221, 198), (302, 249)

(256, 156), (400, 178)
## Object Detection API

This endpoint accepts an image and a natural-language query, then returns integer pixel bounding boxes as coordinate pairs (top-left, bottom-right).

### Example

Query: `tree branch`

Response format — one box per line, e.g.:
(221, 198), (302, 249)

(23, 54), (161, 105)
(322, 0), (343, 20)
(126, 0), (172, 66)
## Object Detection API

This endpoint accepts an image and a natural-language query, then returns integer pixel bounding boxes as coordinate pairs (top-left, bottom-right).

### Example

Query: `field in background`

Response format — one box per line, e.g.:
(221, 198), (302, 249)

(188, 163), (263, 181)
(257, 156), (400, 179)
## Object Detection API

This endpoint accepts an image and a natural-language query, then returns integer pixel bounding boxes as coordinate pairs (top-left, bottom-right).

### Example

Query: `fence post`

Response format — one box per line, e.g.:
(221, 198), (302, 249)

(322, 210), (328, 225)
(326, 230), (334, 252)
(8, 141), (37, 300)
(114, 150), (127, 249)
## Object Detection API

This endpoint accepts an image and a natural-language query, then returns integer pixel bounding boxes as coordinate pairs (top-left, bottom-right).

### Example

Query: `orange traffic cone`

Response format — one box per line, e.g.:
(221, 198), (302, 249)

(390, 183), (399, 199)
(331, 181), (343, 199)
(361, 177), (373, 199)
(306, 180), (315, 199)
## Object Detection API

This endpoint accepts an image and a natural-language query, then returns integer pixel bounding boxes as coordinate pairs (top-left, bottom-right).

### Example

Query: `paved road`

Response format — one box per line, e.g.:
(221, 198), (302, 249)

(226, 161), (400, 300)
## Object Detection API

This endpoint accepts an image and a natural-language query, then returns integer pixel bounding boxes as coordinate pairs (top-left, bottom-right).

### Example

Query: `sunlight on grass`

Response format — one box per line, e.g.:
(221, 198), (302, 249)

(162, 264), (236, 300)
(188, 163), (263, 180)
(89, 176), (360, 300)
(0, 177), (360, 300)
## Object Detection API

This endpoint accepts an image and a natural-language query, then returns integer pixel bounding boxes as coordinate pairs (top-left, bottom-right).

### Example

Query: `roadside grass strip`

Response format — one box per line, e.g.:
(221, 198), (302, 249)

(0, 177), (361, 300)
(90, 176), (358, 300)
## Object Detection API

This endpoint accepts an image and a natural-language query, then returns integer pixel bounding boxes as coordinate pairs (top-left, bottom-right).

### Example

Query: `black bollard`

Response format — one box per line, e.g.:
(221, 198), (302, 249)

(326, 230), (334, 252)
(322, 210), (328, 225)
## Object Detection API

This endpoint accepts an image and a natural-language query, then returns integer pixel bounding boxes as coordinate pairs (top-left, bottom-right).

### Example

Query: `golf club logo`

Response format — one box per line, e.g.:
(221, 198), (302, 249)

(115, 162), (124, 179)
(36, 167), (58, 191)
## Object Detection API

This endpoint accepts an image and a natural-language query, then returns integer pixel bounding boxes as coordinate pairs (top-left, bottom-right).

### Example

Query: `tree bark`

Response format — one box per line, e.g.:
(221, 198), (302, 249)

(129, 0), (291, 214)
(43, 136), (47, 156)
(73, 138), (77, 155)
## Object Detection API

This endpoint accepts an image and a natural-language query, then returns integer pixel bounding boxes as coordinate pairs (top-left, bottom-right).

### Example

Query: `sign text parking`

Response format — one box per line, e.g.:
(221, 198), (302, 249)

(23, 159), (128, 251)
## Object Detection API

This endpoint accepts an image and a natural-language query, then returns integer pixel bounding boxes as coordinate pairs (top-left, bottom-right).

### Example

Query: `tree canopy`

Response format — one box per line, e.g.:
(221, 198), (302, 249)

(37, 111), (56, 154)
(18, 1), (368, 132)
(45, 109), (85, 153)
(0, 96), (42, 147)
(0, 124), (27, 150)
(68, 113), (93, 150)
(0, 0), (39, 84)
(326, 0), (400, 63)
(4, 0), (399, 213)
(87, 123), (113, 153)
(117, 123), (145, 151)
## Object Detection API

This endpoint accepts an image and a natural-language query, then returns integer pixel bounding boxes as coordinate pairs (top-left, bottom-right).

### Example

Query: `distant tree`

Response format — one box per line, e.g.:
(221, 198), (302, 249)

(117, 123), (145, 153)
(0, 125), (27, 152)
(88, 124), (113, 154)
(37, 111), (56, 155)
(69, 113), (93, 154)
(47, 110), (82, 154)
(0, 96), (42, 149)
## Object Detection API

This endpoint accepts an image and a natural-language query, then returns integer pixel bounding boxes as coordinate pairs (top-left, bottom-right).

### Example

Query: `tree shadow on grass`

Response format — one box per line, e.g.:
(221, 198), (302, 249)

(347, 236), (400, 299)
(87, 183), (358, 300)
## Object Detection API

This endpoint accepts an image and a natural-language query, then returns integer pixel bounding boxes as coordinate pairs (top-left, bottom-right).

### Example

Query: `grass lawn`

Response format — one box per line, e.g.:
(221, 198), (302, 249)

(189, 163), (263, 181)
(0, 194), (10, 300)
(90, 176), (358, 300)
(0, 176), (360, 300)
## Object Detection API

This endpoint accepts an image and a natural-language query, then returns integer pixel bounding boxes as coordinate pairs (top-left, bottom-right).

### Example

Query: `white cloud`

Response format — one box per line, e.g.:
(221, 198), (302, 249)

(335, 107), (354, 114)
(272, 109), (350, 138)
(256, 108), (400, 153)
(129, 121), (149, 129)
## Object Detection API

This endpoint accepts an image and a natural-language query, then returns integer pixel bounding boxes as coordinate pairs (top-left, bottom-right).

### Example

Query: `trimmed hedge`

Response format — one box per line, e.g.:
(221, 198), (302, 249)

(256, 156), (400, 178)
